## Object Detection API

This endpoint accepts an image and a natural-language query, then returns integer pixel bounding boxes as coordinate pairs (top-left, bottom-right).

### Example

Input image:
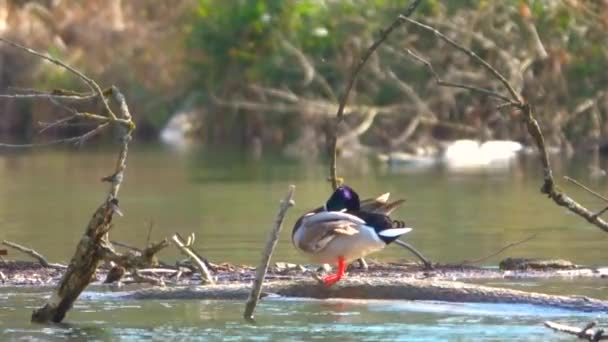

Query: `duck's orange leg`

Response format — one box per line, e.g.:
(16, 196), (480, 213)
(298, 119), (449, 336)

(322, 256), (346, 286)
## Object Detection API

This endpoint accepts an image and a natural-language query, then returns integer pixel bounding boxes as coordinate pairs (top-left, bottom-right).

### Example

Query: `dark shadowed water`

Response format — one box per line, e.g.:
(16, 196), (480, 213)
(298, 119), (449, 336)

(1, 144), (608, 340)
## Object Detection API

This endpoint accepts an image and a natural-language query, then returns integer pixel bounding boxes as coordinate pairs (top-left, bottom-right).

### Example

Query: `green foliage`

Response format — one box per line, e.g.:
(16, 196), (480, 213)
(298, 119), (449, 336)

(183, 0), (608, 147)
(187, 0), (414, 92)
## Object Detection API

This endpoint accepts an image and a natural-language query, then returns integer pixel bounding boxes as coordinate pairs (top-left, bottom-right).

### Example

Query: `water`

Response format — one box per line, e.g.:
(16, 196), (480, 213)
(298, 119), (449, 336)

(1, 145), (608, 340)
(1, 290), (605, 341)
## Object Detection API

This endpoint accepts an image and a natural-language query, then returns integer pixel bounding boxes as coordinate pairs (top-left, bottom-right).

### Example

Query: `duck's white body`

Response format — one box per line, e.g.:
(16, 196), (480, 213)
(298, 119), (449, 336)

(293, 211), (411, 263)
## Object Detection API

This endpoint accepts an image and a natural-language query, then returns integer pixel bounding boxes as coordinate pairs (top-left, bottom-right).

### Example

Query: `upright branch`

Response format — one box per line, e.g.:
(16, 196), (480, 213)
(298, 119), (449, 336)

(324, 0), (428, 268)
(244, 185), (295, 321)
(401, 17), (608, 234)
(328, 0), (422, 189)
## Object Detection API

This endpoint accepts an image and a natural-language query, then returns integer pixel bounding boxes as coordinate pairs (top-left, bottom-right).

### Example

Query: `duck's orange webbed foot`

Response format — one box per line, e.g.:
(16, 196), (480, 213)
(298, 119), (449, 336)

(321, 256), (346, 287)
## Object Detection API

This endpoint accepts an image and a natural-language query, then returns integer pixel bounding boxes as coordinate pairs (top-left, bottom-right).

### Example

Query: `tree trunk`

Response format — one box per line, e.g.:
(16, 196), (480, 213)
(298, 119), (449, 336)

(31, 201), (115, 323)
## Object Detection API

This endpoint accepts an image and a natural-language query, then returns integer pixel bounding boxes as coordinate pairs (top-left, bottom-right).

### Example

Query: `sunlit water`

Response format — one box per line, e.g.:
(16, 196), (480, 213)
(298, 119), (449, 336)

(1, 288), (605, 341)
(1, 145), (608, 340)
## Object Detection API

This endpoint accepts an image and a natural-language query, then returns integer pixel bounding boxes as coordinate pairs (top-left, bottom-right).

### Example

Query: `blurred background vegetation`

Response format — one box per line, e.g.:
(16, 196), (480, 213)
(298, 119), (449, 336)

(0, 0), (607, 158)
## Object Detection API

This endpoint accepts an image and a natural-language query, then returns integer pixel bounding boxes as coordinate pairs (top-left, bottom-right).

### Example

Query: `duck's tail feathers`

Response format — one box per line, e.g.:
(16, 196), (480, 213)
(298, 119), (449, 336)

(375, 192), (391, 203)
(391, 219), (408, 228)
(382, 199), (406, 215)
(378, 227), (412, 238)
(360, 195), (406, 215)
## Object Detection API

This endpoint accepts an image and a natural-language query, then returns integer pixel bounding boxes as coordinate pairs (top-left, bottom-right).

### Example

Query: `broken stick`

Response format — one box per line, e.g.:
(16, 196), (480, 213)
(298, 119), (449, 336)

(171, 234), (214, 285)
(244, 185), (295, 321)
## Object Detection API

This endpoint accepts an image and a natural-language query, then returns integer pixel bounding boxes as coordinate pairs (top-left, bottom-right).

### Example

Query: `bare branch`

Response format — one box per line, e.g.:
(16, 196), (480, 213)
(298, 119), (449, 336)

(0, 38), (117, 120)
(279, 37), (336, 101)
(459, 234), (539, 265)
(403, 48), (514, 104)
(0, 123), (109, 148)
(38, 115), (79, 133)
(402, 16), (608, 234)
(393, 239), (433, 269)
(2, 240), (66, 269)
(400, 17), (523, 103)
(329, 0), (423, 189)
(564, 176), (608, 203)
(337, 109), (379, 144)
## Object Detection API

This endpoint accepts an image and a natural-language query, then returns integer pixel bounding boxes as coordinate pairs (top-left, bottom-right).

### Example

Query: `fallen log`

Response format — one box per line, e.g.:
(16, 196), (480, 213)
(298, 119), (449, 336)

(126, 277), (608, 312)
(545, 321), (608, 341)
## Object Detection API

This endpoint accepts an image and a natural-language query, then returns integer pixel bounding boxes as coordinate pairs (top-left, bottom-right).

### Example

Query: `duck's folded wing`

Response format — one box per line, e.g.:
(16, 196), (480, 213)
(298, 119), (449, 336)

(295, 220), (360, 253)
(301, 211), (366, 225)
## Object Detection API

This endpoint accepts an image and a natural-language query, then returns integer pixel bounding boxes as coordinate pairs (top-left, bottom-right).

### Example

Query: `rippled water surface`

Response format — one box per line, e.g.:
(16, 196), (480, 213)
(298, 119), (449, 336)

(1, 288), (605, 341)
(1, 145), (608, 340)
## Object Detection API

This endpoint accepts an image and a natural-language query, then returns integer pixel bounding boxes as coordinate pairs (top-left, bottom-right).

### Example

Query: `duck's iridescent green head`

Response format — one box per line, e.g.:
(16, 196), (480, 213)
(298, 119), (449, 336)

(325, 185), (360, 211)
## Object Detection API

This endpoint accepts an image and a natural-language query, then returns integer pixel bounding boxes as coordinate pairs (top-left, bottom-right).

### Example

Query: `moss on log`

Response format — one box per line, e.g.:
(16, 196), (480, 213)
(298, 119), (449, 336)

(127, 277), (608, 312)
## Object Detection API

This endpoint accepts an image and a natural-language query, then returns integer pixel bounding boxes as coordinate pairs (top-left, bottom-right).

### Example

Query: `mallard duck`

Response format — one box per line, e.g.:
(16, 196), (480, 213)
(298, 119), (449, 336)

(292, 185), (411, 286)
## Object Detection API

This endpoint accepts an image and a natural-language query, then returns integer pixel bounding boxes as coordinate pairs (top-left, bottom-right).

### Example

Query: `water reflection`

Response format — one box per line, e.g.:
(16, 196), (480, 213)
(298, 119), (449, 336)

(0, 145), (607, 268)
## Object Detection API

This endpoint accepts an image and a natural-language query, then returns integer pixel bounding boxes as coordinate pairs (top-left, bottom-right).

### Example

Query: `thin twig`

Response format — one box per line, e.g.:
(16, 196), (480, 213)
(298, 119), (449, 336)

(0, 38), (117, 120)
(38, 115), (78, 133)
(244, 185), (295, 321)
(393, 239), (433, 269)
(460, 233), (539, 265)
(145, 221), (154, 247)
(0, 123), (109, 148)
(564, 176), (608, 203)
(0, 93), (97, 101)
(403, 48), (515, 104)
(400, 16), (522, 103)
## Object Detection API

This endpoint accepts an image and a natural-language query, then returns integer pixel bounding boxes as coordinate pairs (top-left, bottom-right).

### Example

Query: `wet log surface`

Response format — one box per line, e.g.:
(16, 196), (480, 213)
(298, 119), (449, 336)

(127, 277), (608, 312)
(2, 260), (608, 312)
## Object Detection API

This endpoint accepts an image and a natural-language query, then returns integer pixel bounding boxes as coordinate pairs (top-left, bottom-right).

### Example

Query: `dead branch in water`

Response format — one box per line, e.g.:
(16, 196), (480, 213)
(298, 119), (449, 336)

(2, 240), (66, 269)
(171, 233), (214, 285)
(400, 17), (608, 234)
(0, 38), (163, 323)
(244, 185), (295, 321)
(545, 321), (608, 341)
